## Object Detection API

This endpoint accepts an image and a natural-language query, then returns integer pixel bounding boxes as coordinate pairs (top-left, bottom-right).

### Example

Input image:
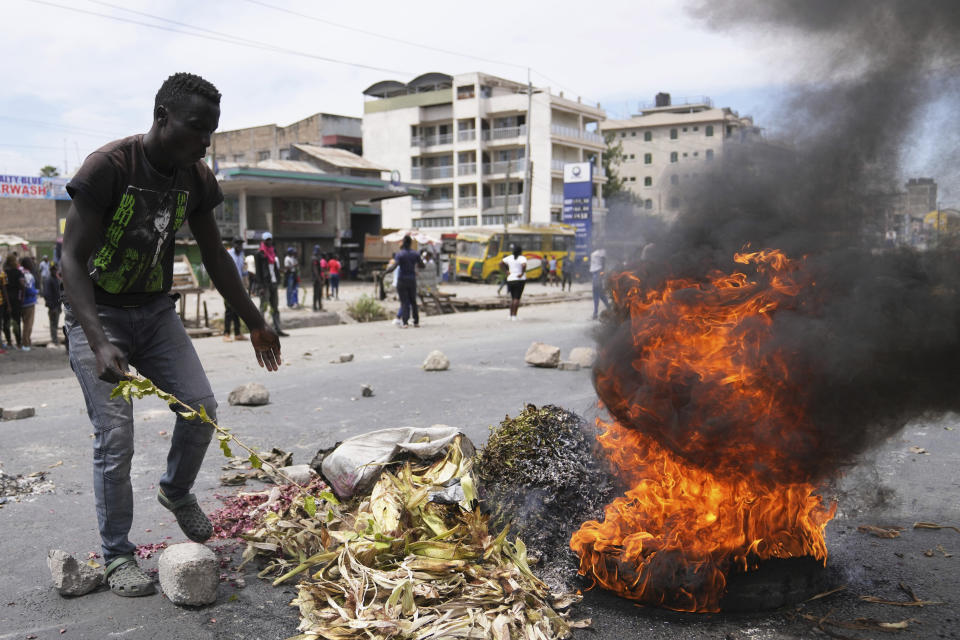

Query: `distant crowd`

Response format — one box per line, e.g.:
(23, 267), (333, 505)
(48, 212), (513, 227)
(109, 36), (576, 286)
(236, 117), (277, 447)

(1, 251), (62, 353)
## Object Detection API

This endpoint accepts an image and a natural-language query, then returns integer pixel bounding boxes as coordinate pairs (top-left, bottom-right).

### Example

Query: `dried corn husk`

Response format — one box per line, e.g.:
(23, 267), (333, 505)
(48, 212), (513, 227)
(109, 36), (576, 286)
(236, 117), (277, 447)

(240, 435), (584, 639)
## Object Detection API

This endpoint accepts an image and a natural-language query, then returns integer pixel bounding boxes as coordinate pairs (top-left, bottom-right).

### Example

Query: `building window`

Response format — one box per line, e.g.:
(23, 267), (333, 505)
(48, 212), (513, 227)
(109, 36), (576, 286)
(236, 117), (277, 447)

(232, 153), (245, 162)
(458, 216), (477, 226)
(670, 152), (678, 163)
(644, 176), (652, 186)
(480, 85), (493, 98)
(621, 132), (626, 138)
(670, 128), (678, 139)
(629, 176), (636, 182)
(669, 197), (680, 209)
(706, 149), (714, 160)
(693, 126), (699, 132)
(644, 153), (652, 164)
(258, 150), (270, 161)
(670, 174), (679, 185)
(457, 84), (475, 99)
(683, 152), (688, 157)
(706, 125), (714, 137)
(644, 199), (653, 209)
(482, 214), (520, 225)
(631, 131), (637, 136)
(693, 151), (699, 157)
(278, 199), (325, 225)
(551, 211), (562, 223)
(644, 131), (652, 141)
(413, 216), (454, 228)
(279, 148), (290, 160)
(682, 127), (688, 132)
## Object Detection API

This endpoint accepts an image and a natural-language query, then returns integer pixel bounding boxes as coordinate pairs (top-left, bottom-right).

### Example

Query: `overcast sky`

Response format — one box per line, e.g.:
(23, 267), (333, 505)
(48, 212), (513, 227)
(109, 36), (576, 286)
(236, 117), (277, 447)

(1, 0), (954, 200)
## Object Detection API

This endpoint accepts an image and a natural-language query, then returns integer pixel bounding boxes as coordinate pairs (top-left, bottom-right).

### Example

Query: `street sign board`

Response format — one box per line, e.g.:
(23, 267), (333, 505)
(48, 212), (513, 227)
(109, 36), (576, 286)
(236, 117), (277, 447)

(561, 162), (592, 256)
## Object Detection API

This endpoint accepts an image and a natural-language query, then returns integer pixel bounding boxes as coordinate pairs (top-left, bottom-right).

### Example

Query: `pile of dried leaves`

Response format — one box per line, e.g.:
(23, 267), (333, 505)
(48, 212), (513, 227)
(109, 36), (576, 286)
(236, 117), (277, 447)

(235, 435), (586, 640)
(474, 404), (614, 588)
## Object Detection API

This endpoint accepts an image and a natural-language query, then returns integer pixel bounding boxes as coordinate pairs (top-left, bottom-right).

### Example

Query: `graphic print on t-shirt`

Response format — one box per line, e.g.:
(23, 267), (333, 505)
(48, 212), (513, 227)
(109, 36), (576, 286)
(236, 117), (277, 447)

(91, 185), (189, 294)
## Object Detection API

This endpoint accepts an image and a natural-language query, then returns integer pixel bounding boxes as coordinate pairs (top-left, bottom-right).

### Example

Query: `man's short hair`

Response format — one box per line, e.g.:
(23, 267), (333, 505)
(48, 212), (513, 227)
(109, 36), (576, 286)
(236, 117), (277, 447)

(155, 72), (221, 111)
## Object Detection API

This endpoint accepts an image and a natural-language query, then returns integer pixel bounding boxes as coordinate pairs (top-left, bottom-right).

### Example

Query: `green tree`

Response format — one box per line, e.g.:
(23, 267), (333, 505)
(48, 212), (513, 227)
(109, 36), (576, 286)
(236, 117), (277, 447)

(601, 132), (625, 199)
(39, 165), (59, 177)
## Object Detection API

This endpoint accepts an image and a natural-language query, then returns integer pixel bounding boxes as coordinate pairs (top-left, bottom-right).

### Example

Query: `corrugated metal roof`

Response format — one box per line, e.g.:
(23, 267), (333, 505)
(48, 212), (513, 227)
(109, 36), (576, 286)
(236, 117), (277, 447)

(293, 144), (387, 171)
(218, 159), (326, 173)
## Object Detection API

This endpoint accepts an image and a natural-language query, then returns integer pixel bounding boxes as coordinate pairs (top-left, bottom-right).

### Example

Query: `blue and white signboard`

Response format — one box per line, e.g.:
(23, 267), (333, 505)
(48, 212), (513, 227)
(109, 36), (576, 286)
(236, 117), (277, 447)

(561, 162), (592, 256)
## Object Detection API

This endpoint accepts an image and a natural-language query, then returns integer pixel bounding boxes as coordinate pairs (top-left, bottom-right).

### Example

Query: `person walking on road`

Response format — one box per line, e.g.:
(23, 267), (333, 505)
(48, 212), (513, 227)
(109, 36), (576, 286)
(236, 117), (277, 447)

(384, 235), (424, 328)
(60, 72), (283, 598)
(43, 261), (63, 346)
(255, 232), (289, 337)
(560, 251), (574, 291)
(501, 244), (527, 321)
(590, 246), (610, 320)
(223, 237), (248, 342)
(310, 245), (324, 311)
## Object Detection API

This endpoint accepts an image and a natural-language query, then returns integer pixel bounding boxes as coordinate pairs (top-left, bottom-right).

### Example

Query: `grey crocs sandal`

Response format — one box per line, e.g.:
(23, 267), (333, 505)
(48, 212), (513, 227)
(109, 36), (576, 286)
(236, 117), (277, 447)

(158, 490), (213, 543)
(104, 556), (156, 597)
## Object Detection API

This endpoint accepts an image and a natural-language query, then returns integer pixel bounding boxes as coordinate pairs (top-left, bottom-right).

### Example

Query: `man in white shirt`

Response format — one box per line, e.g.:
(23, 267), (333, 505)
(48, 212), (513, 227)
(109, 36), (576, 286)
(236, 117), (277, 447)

(500, 244), (527, 321)
(590, 247), (609, 319)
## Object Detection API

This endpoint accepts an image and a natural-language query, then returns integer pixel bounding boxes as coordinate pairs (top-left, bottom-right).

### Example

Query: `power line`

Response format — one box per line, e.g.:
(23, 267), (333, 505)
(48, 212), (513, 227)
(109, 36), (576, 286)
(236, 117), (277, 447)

(243, 0), (525, 71)
(0, 143), (65, 150)
(0, 115), (120, 138)
(24, 0), (412, 75)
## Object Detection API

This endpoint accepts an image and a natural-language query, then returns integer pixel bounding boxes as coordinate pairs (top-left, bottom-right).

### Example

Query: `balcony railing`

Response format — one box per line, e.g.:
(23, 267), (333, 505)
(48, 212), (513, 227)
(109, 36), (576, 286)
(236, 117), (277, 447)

(411, 165), (453, 180)
(482, 159), (526, 175)
(412, 198), (454, 211)
(482, 194), (523, 210)
(457, 130), (477, 142)
(458, 196), (478, 208)
(457, 162), (477, 176)
(551, 193), (563, 205)
(411, 133), (454, 147)
(550, 125), (604, 144)
(551, 159), (566, 171)
(482, 125), (526, 141)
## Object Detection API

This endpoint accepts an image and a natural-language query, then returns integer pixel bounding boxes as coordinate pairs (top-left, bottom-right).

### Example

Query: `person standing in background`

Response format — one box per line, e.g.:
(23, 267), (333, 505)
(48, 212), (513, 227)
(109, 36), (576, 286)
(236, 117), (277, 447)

(223, 238), (248, 342)
(39, 254), (51, 287)
(43, 261), (63, 346)
(560, 251), (574, 292)
(255, 232), (289, 337)
(384, 235), (423, 328)
(283, 246), (299, 309)
(310, 245), (323, 311)
(2, 255), (24, 349)
(19, 255), (38, 351)
(244, 251), (257, 297)
(321, 253), (331, 299)
(327, 253), (341, 300)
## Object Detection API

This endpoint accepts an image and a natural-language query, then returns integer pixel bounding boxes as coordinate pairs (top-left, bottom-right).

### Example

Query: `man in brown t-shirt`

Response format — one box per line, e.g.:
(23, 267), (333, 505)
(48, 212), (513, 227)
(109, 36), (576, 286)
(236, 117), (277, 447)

(61, 73), (282, 597)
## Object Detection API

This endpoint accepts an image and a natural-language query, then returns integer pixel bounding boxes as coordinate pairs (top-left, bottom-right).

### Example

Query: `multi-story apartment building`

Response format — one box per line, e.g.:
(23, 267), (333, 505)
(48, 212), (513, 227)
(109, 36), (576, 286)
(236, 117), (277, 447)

(361, 72), (607, 231)
(600, 93), (760, 215)
(212, 112), (362, 166)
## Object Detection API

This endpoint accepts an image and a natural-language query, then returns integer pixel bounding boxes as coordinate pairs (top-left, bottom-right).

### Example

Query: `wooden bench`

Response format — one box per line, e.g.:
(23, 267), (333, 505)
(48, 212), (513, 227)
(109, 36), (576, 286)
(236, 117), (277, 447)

(171, 254), (214, 336)
(418, 289), (458, 315)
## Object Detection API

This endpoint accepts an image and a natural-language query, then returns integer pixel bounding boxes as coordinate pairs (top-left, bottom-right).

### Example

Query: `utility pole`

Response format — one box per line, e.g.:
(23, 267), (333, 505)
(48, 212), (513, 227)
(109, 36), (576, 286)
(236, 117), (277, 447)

(522, 67), (533, 225)
(504, 159), (512, 239)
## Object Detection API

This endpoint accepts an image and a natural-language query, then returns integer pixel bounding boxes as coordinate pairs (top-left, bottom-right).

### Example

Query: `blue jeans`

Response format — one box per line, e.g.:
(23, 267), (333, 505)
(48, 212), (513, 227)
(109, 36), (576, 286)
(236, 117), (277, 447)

(285, 272), (298, 307)
(65, 296), (216, 562)
(592, 272), (609, 317)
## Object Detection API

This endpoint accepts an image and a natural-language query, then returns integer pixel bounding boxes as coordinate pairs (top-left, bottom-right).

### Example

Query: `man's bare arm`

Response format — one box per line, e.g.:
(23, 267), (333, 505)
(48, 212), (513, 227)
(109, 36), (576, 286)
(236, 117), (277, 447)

(191, 212), (282, 371)
(60, 195), (128, 382)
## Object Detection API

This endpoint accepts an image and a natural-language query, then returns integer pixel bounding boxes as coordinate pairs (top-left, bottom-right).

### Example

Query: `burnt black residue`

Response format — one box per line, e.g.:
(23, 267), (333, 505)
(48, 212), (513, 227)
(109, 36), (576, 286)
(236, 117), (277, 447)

(475, 404), (615, 589)
(595, 0), (960, 485)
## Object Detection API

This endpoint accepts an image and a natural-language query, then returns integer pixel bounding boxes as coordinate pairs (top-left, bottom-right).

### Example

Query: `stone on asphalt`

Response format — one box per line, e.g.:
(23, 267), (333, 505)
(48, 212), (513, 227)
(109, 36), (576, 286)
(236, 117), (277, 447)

(339, 353), (354, 362)
(524, 342), (561, 368)
(361, 384), (374, 397)
(2, 406), (35, 421)
(158, 543), (218, 606)
(227, 383), (270, 406)
(278, 464), (313, 485)
(558, 361), (581, 371)
(47, 549), (102, 597)
(422, 350), (450, 371)
(568, 347), (597, 368)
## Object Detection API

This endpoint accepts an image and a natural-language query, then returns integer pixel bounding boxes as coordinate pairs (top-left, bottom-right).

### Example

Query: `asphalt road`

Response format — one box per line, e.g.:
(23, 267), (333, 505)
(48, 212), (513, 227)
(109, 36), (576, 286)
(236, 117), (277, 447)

(1, 298), (958, 640)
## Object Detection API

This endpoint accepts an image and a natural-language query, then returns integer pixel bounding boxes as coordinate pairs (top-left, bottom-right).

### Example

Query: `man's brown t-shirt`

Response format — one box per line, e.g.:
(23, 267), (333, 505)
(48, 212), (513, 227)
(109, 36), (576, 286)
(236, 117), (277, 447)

(66, 134), (223, 307)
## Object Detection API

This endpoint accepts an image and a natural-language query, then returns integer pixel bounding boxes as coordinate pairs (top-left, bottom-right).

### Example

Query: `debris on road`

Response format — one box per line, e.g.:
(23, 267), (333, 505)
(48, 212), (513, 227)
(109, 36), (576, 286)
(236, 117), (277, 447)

(524, 342), (561, 368)
(339, 353), (354, 362)
(567, 347), (596, 368)
(914, 521), (960, 534)
(1, 406), (36, 421)
(0, 469), (55, 506)
(422, 349), (450, 371)
(857, 524), (903, 538)
(558, 361), (581, 371)
(159, 543), (219, 606)
(227, 383), (270, 406)
(47, 549), (102, 596)
(277, 464), (313, 486)
(360, 384), (374, 397)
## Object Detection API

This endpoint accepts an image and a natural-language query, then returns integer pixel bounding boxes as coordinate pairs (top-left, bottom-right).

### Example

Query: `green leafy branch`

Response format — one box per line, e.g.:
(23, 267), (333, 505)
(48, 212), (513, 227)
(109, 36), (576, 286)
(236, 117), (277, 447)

(111, 373), (322, 516)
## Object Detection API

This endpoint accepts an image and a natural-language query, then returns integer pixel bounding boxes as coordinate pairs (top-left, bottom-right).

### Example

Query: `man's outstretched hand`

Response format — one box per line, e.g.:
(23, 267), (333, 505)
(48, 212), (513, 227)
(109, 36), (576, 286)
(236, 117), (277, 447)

(250, 327), (282, 371)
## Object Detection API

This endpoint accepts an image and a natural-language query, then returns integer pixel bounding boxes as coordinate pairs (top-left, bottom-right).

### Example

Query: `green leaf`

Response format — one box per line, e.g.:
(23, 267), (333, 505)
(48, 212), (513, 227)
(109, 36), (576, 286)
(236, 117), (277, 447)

(317, 490), (340, 506)
(219, 437), (233, 458)
(179, 410), (199, 421)
(304, 495), (317, 518)
(249, 453), (262, 469)
(197, 405), (210, 422)
(228, 593), (238, 602)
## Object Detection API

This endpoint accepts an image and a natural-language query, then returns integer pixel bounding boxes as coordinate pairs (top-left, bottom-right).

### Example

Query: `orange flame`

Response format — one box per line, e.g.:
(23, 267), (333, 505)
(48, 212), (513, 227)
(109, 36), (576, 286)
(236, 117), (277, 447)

(570, 249), (836, 612)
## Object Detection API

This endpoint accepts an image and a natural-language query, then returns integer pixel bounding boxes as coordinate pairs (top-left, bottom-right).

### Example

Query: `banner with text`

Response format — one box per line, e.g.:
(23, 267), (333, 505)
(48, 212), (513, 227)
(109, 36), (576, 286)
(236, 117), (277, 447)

(0, 175), (70, 200)
(561, 162), (592, 256)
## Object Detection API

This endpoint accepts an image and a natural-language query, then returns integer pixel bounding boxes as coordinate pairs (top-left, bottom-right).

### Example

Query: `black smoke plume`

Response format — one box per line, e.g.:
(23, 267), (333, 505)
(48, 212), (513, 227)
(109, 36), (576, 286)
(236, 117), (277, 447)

(595, 0), (960, 485)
